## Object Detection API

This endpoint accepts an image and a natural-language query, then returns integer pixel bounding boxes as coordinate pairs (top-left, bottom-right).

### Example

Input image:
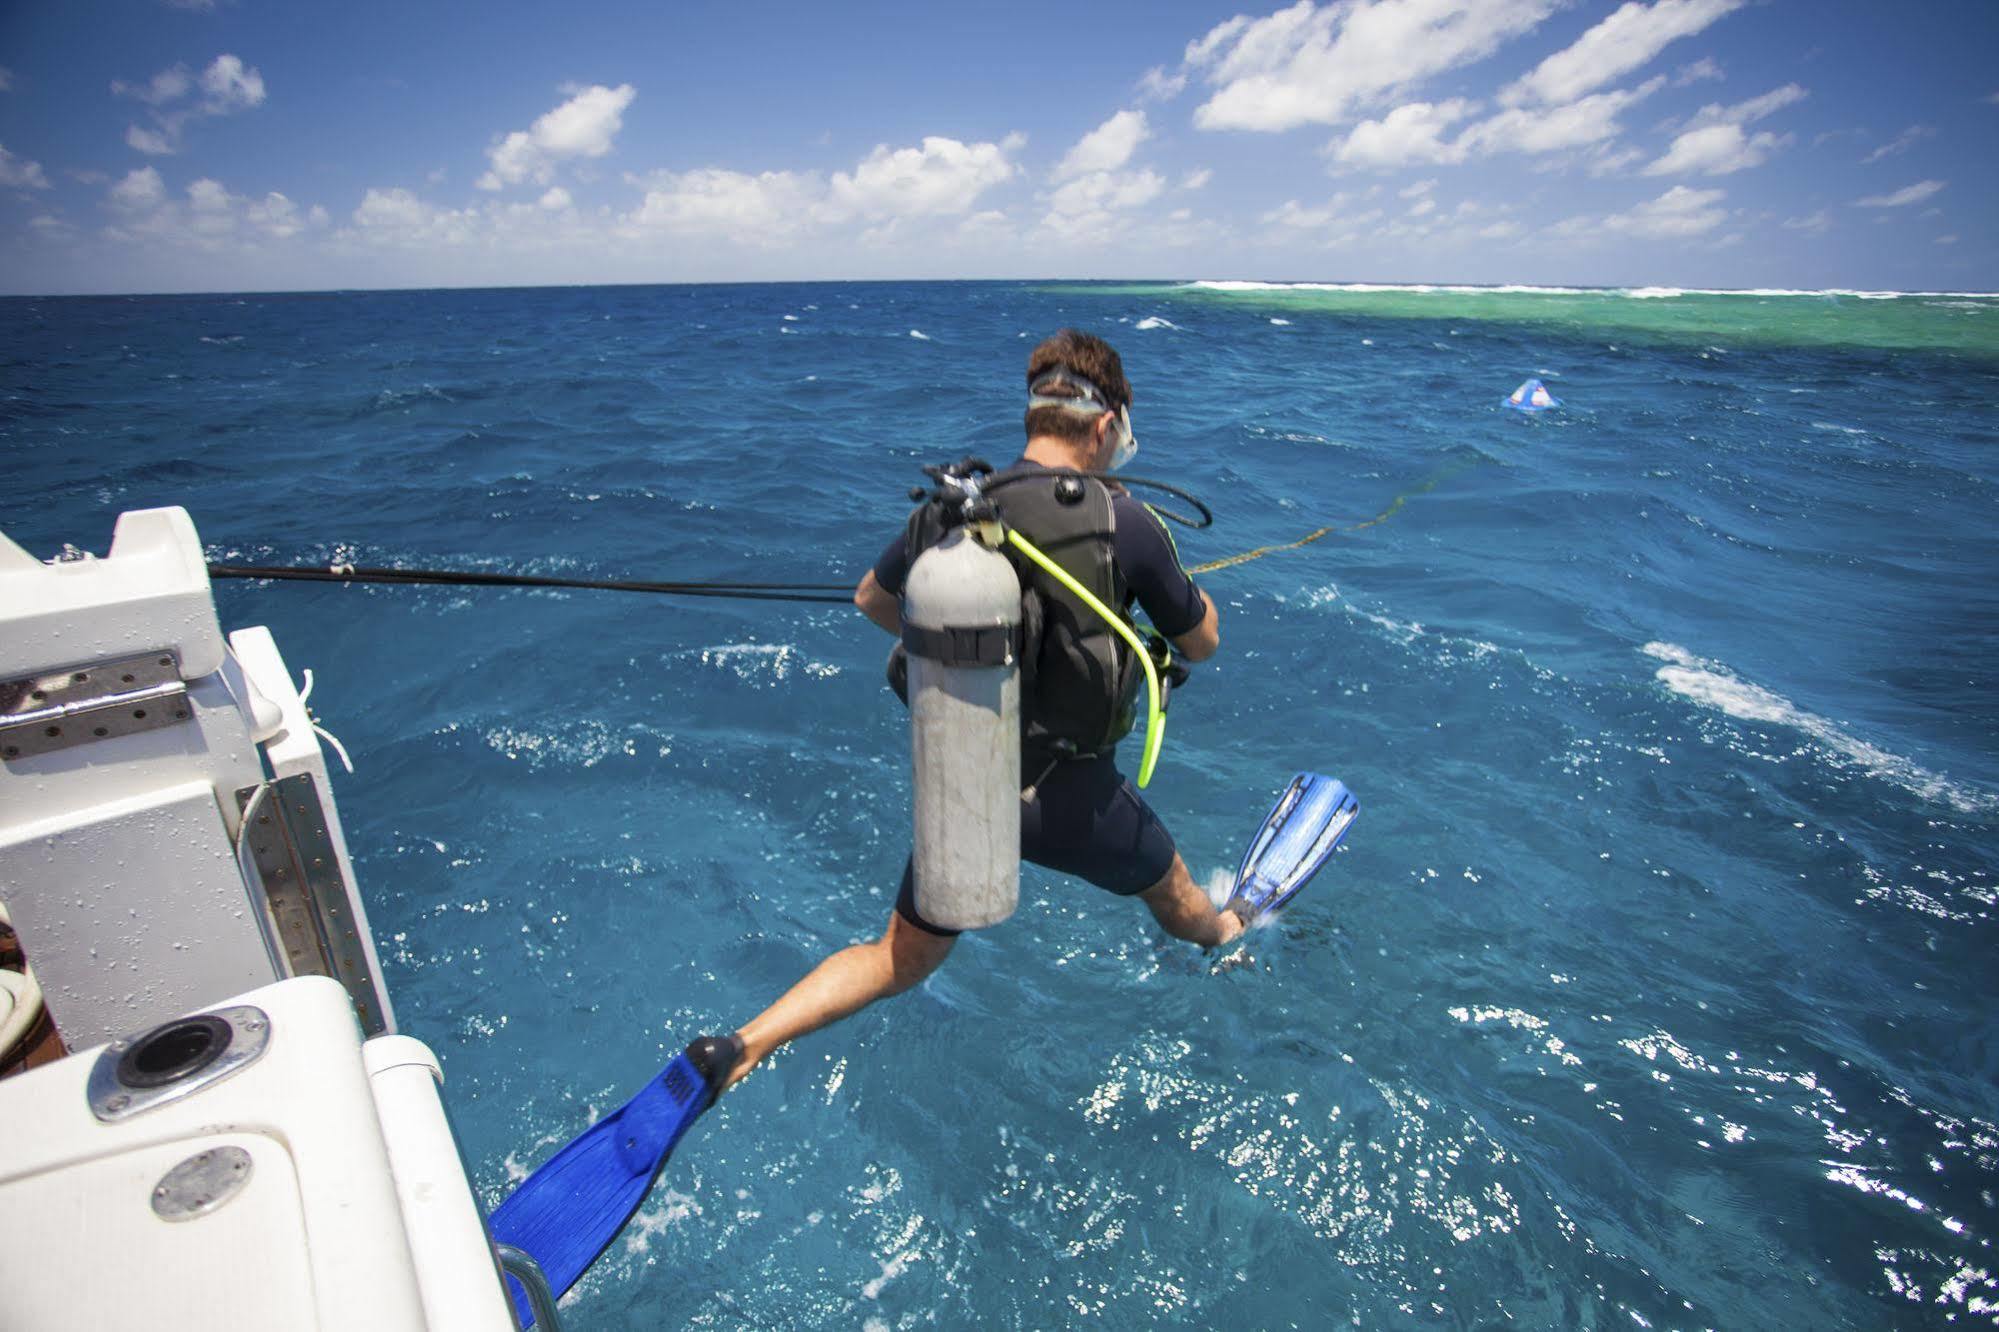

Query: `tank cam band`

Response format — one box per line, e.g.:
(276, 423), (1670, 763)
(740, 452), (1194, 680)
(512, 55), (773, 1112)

(901, 621), (1022, 668)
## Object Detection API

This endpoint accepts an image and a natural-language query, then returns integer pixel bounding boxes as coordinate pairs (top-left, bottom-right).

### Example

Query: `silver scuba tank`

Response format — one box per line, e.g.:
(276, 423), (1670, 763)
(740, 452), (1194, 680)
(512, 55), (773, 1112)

(902, 523), (1021, 930)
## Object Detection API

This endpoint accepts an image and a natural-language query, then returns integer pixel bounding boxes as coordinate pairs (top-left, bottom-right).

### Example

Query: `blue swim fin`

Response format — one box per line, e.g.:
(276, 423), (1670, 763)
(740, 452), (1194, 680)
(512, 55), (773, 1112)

(489, 1035), (739, 1327)
(1225, 773), (1359, 925)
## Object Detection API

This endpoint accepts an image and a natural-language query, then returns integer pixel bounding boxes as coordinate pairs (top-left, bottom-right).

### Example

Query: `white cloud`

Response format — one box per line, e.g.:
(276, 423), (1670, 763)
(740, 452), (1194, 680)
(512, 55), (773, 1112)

(198, 55), (265, 112)
(479, 84), (636, 190)
(187, 177), (230, 210)
(1860, 125), (1934, 164)
(1330, 98), (1475, 167)
(1601, 183), (1726, 237)
(1645, 82), (1804, 176)
(954, 209), (1015, 245)
(0, 143), (51, 189)
(126, 125), (176, 156)
(1409, 196), (1436, 216)
(0, 67), (12, 93)
(1049, 169), (1164, 216)
(1854, 179), (1945, 208)
(1331, 79), (1659, 169)
(112, 55), (266, 155)
(1181, 167), (1213, 191)
(114, 54), (264, 113)
(1040, 160), (1167, 245)
(246, 192), (313, 238)
(1462, 78), (1663, 155)
(1187, 0), (1558, 132)
(1674, 56), (1724, 86)
(1054, 110), (1148, 181)
(538, 186), (572, 211)
(1782, 209), (1831, 235)
(1399, 178), (1436, 197)
(109, 166), (167, 213)
(1688, 83), (1806, 129)
(1642, 122), (1789, 175)
(627, 168), (823, 240)
(353, 188), (480, 246)
(1261, 191), (1368, 229)
(113, 64), (195, 106)
(617, 133), (1021, 247)
(1137, 66), (1187, 101)
(98, 168), (323, 248)
(1502, 0), (1740, 106)
(828, 135), (1018, 218)
(1588, 144), (1645, 175)
(1935, 233), (1958, 245)
(184, 178), (241, 239)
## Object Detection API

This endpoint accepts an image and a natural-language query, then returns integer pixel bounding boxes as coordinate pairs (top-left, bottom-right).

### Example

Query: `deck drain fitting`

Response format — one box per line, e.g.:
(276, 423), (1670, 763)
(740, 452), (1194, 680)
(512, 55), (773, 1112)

(88, 1004), (272, 1123)
(117, 1015), (231, 1089)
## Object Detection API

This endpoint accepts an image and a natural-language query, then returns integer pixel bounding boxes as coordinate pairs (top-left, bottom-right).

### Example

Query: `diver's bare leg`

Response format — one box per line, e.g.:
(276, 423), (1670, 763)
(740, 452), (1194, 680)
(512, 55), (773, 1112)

(1139, 853), (1245, 947)
(723, 911), (954, 1089)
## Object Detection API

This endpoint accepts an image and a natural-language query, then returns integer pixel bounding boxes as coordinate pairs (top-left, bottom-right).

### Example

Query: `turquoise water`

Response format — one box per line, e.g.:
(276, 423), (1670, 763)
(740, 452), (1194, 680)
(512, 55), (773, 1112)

(3, 281), (1996, 1326)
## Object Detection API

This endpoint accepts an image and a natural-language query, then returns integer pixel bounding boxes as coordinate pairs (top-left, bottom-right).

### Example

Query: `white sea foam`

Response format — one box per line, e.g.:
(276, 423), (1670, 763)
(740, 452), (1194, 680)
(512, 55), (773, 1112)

(908, 329), (931, 341)
(1192, 279), (1597, 296)
(1133, 316), (1180, 330)
(782, 314), (800, 321)
(1268, 317), (1292, 326)
(1642, 642), (1994, 814)
(697, 642), (840, 685)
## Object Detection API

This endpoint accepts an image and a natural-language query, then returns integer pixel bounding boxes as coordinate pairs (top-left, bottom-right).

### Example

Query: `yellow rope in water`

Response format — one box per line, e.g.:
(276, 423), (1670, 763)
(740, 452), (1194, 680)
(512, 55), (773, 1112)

(1188, 457), (1479, 576)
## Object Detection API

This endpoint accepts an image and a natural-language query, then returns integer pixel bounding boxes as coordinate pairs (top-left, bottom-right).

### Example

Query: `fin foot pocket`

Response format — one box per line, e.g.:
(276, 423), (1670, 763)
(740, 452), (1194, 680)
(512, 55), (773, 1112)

(686, 1032), (744, 1103)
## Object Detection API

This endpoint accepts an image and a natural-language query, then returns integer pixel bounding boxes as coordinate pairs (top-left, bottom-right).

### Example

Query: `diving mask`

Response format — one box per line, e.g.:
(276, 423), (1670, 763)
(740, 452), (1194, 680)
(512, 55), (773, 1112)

(1107, 403), (1138, 471)
(1028, 366), (1138, 471)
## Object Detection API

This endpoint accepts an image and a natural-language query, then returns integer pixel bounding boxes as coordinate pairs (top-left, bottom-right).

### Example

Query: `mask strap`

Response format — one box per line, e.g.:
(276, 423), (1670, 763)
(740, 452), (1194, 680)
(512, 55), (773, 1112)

(1027, 367), (1112, 415)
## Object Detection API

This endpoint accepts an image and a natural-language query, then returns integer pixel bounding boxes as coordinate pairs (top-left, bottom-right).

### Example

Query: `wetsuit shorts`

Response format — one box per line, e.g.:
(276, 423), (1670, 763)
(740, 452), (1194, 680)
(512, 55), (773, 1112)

(894, 751), (1178, 936)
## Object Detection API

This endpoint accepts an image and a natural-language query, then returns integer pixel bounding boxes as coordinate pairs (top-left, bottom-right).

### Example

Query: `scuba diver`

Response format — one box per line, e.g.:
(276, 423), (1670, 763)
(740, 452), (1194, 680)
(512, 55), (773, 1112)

(489, 334), (1359, 1311)
(705, 329), (1242, 1091)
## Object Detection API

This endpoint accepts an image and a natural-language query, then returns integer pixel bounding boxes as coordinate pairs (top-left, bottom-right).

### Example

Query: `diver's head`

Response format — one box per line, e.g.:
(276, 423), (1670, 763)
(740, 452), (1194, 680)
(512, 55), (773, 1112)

(1025, 330), (1136, 472)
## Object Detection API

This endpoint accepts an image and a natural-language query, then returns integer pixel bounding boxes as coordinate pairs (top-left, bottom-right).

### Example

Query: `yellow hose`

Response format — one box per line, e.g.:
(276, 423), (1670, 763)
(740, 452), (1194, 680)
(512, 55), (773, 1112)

(1004, 529), (1166, 788)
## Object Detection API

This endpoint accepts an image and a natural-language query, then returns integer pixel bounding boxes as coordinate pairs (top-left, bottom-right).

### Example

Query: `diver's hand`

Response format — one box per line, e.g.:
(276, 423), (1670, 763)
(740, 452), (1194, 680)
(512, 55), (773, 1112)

(1144, 632), (1191, 688)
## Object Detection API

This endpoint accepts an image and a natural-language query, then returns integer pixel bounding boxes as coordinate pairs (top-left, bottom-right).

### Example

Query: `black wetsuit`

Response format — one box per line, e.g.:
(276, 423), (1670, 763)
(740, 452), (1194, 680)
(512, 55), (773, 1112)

(872, 460), (1208, 936)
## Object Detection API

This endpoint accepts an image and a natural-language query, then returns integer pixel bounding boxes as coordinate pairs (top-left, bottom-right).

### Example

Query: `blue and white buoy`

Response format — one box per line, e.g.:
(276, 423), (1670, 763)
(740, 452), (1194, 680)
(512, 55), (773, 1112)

(1504, 377), (1561, 412)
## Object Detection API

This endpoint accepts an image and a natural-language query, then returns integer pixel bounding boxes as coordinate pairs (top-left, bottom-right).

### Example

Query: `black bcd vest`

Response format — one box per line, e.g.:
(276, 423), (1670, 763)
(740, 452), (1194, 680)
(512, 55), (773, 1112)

(890, 464), (1142, 761)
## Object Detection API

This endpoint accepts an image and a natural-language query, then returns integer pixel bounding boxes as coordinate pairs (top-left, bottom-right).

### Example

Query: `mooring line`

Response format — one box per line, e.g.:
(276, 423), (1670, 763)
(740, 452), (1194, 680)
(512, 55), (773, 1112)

(1190, 456), (1482, 575)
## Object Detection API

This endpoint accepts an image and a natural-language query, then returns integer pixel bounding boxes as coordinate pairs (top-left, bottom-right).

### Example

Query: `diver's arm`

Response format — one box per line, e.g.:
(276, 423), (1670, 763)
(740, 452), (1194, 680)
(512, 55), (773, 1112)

(855, 569), (902, 636)
(1171, 590), (1219, 662)
(1114, 495), (1218, 663)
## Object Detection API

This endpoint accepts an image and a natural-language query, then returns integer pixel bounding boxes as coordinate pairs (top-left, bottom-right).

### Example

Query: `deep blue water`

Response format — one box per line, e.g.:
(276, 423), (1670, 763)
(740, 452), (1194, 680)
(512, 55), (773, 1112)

(4, 281), (1996, 1328)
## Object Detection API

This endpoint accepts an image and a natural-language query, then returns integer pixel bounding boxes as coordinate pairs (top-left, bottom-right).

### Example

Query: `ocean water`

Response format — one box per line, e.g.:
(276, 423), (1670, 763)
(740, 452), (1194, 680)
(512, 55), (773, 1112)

(3, 280), (1996, 1328)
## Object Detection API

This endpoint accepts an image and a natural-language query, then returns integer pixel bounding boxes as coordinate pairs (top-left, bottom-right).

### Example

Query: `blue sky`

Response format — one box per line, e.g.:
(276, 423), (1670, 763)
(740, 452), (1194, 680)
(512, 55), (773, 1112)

(0, 0), (1992, 294)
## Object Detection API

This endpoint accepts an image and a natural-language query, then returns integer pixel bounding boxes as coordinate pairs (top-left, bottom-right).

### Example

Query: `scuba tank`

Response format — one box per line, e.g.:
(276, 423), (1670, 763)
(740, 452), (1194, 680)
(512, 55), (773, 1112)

(895, 458), (1213, 929)
(902, 471), (1022, 931)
